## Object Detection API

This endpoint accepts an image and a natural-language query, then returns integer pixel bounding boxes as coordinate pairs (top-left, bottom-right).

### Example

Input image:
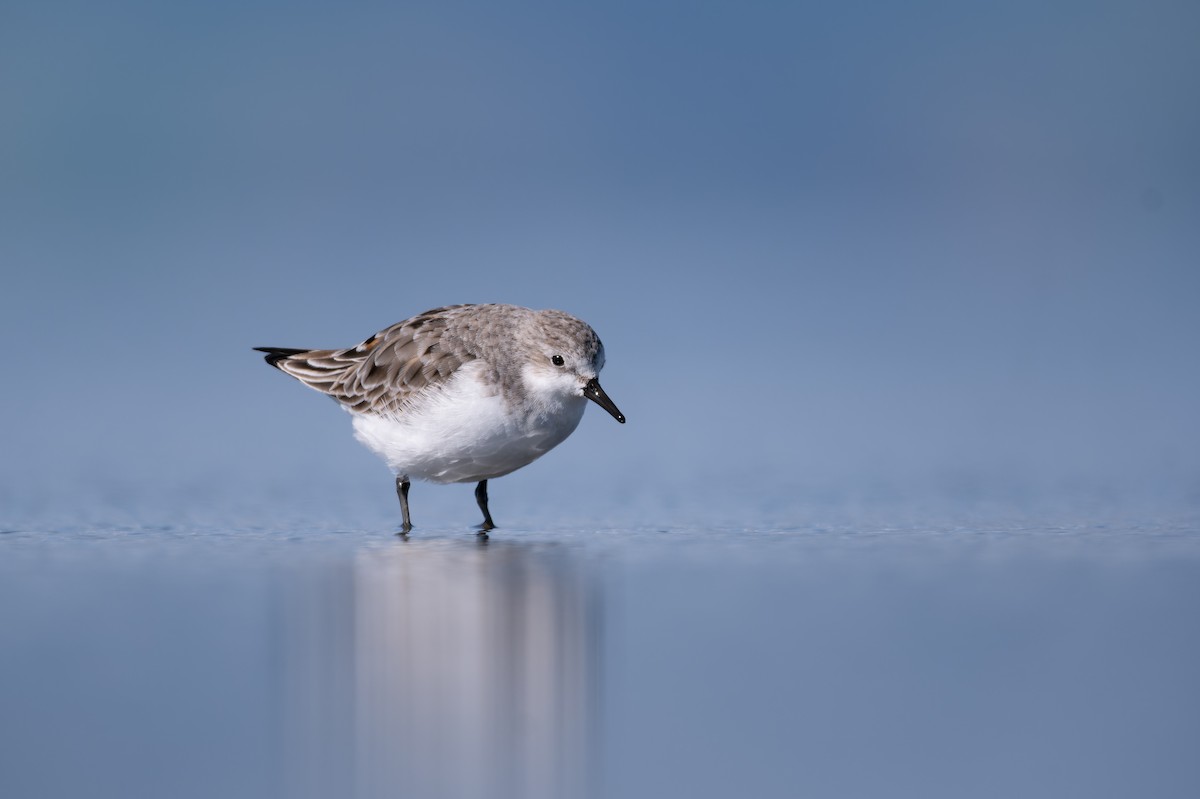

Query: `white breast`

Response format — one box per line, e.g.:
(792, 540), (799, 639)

(349, 360), (587, 484)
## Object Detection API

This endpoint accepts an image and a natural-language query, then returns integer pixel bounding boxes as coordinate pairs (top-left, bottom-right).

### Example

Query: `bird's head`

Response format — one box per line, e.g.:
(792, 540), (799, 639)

(519, 310), (625, 423)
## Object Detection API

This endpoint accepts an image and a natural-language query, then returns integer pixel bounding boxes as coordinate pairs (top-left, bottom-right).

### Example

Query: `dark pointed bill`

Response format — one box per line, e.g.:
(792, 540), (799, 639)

(583, 378), (626, 423)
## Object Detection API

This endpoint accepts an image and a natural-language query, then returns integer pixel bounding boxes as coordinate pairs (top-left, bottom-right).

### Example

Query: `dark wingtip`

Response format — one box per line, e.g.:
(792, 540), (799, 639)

(253, 346), (307, 368)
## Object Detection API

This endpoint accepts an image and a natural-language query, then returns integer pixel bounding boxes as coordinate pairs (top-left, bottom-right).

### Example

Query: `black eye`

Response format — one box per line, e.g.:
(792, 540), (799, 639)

(551, 355), (565, 366)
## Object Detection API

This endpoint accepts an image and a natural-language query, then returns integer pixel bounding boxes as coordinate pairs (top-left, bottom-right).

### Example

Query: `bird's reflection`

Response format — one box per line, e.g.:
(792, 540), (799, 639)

(279, 536), (600, 799)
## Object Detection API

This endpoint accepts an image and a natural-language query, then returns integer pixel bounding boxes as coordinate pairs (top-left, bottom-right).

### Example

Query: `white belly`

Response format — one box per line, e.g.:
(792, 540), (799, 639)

(349, 362), (587, 484)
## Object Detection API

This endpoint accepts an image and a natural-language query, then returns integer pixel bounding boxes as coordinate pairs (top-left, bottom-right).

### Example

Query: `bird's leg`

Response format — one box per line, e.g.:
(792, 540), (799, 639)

(395, 477), (413, 534)
(475, 479), (495, 533)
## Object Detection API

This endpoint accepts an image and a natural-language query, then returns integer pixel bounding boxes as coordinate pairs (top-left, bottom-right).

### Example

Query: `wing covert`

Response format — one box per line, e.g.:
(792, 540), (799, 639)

(259, 306), (477, 415)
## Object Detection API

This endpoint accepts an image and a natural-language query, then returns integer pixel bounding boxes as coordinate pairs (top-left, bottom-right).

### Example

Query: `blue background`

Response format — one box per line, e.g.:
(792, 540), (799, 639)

(2, 5), (1200, 799)
(3, 0), (1198, 521)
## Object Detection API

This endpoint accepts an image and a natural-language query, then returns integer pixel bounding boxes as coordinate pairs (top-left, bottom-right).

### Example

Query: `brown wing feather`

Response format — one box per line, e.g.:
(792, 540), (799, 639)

(262, 305), (478, 415)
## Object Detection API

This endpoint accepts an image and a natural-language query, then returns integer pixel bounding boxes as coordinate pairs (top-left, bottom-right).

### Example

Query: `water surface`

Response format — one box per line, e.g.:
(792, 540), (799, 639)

(2, 509), (1198, 799)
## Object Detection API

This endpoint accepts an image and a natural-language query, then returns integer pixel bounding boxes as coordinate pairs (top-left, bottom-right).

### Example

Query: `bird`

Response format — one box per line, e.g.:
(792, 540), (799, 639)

(254, 303), (625, 534)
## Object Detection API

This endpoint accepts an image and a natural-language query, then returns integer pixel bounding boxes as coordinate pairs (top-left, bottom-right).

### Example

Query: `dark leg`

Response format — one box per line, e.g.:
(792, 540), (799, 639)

(395, 477), (413, 534)
(475, 479), (495, 533)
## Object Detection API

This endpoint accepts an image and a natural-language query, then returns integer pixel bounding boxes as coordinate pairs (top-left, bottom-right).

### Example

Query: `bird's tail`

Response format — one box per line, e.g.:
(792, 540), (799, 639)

(252, 345), (369, 401)
(253, 347), (311, 369)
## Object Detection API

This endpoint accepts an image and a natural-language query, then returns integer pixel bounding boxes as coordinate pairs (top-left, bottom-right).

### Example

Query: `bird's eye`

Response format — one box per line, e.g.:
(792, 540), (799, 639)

(551, 355), (565, 366)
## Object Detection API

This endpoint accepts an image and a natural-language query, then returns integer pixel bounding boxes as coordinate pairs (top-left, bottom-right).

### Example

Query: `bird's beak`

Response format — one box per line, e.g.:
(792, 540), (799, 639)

(583, 378), (626, 423)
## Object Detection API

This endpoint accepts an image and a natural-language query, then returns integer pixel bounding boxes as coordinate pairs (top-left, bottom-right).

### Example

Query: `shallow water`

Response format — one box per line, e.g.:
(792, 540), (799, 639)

(2, 509), (1199, 799)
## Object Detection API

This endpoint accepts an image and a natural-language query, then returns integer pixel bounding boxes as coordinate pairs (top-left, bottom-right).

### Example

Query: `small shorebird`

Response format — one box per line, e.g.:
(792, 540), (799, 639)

(255, 304), (625, 534)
